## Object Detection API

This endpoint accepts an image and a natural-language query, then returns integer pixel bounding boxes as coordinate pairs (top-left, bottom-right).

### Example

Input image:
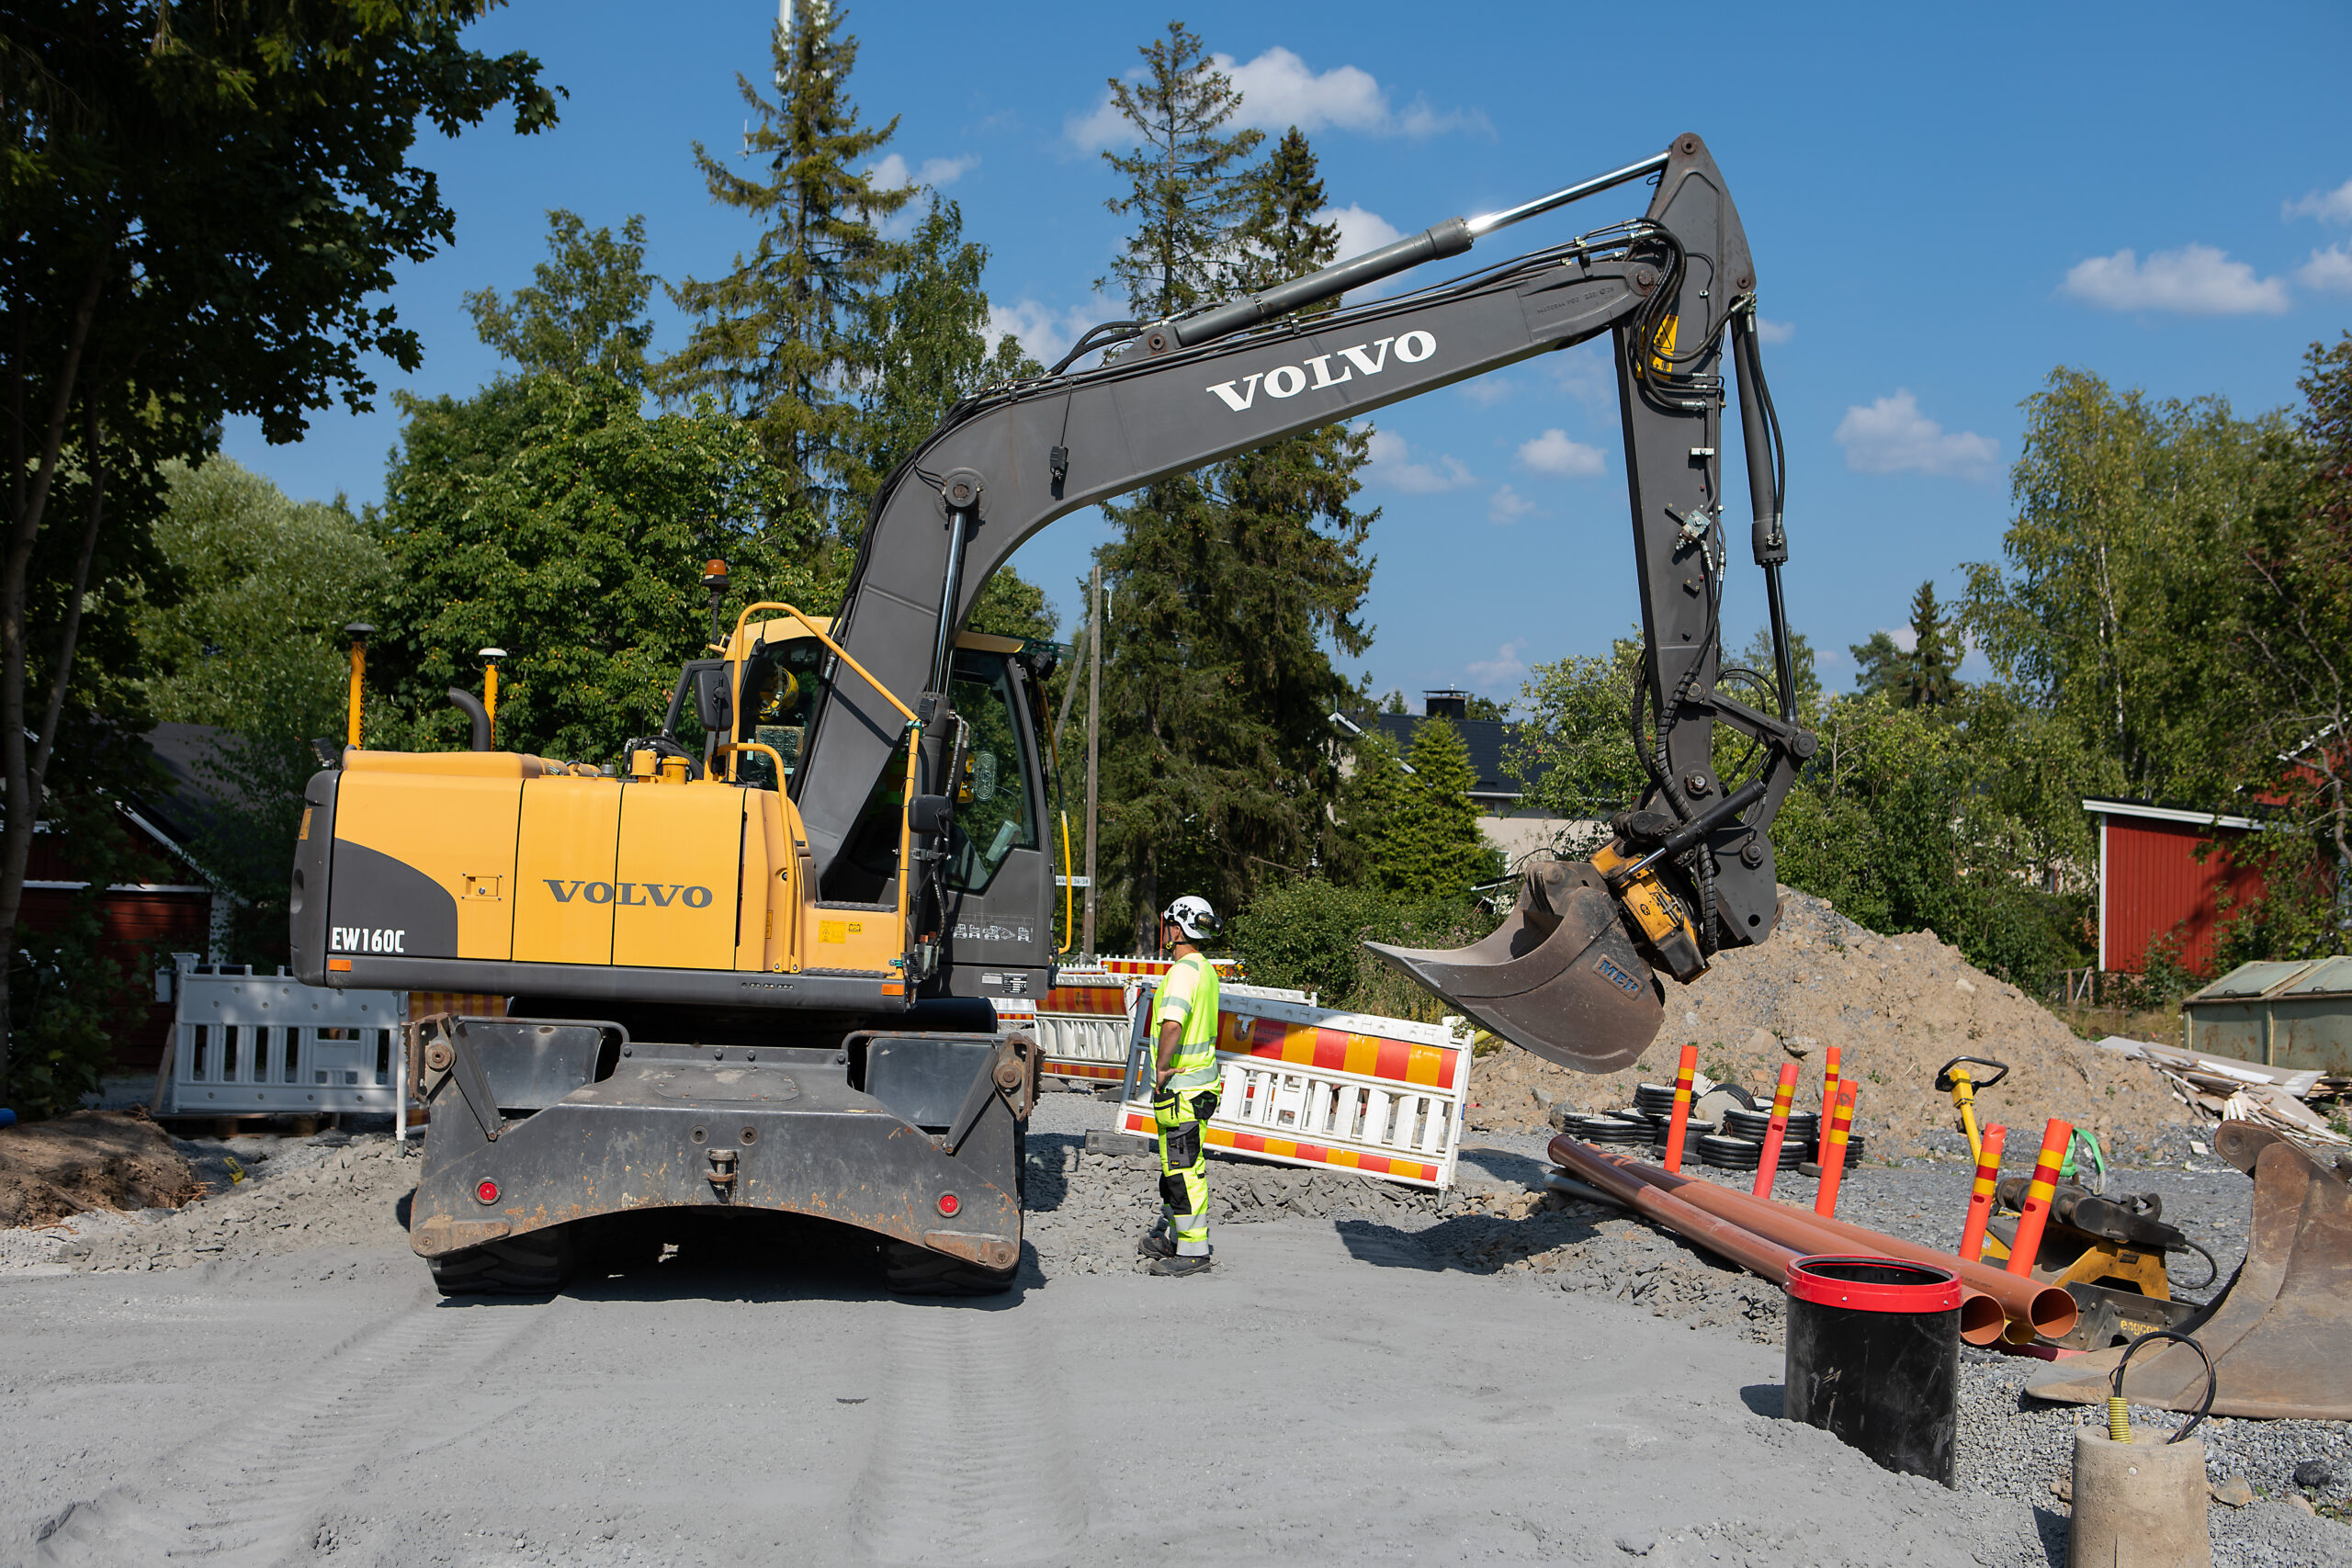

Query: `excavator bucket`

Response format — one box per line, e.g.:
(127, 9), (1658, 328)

(1364, 860), (1664, 1075)
(2024, 1125), (2352, 1420)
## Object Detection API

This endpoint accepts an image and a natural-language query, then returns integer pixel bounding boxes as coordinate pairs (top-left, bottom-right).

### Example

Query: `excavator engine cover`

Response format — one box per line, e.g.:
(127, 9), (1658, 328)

(1365, 860), (1663, 1074)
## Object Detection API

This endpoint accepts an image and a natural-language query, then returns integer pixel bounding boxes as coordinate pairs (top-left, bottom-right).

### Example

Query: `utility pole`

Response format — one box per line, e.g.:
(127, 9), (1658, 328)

(1082, 564), (1102, 956)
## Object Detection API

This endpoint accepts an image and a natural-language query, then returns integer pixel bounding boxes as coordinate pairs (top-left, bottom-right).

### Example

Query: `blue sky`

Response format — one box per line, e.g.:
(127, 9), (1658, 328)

(224, 1), (2352, 703)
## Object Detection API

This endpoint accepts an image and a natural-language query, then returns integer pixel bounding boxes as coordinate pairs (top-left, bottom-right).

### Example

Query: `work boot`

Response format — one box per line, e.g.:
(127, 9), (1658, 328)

(1148, 1254), (1213, 1278)
(1136, 1231), (1176, 1259)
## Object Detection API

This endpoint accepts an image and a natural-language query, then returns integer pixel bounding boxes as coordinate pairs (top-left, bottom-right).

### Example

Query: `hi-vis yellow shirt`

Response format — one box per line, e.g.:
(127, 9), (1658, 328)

(1151, 953), (1221, 1088)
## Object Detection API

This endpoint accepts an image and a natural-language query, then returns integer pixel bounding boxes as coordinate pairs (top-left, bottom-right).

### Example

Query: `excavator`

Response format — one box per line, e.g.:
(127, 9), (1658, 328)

(290, 132), (1816, 1293)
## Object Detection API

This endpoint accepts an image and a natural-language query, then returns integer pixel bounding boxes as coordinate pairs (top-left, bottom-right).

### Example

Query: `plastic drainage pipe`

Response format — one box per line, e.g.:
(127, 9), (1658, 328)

(1548, 1139), (1804, 1286)
(1559, 1138), (2069, 1345)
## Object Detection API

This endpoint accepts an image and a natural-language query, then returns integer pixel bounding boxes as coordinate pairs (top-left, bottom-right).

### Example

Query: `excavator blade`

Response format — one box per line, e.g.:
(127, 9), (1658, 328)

(1364, 861), (1664, 1074)
(2023, 1129), (2352, 1420)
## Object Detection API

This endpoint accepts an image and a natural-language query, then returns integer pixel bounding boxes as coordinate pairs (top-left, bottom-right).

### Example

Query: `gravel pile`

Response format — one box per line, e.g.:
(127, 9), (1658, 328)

(1467, 888), (2195, 1161)
(2, 1129), (417, 1276)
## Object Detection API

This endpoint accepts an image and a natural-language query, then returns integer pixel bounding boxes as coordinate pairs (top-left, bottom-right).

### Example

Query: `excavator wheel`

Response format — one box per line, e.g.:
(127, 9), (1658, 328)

(427, 1229), (576, 1296)
(881, 1237), (1018, 1296)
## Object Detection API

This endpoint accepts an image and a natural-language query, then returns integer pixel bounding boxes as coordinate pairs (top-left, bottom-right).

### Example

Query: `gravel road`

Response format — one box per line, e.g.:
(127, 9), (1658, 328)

(0, 1090), (2345, 1567)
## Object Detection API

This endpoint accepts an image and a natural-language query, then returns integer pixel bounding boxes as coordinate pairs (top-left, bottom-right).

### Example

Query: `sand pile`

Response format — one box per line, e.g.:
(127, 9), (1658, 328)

(1466, 889), (2190, 1160)
(0, 1110), (199, 1227)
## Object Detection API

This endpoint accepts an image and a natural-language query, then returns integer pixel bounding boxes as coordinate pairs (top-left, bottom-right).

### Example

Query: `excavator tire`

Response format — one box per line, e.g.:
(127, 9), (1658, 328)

(427, 1230), (575, 1295)
(881, 1237), (1018, 1296)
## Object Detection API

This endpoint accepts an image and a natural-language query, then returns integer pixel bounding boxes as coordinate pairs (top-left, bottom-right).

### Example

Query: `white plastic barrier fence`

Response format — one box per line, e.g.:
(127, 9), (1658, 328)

(164, 953), (405, 1115)
(1116, 983), (1474, 1190)
(1014, 956), (1257, 1083)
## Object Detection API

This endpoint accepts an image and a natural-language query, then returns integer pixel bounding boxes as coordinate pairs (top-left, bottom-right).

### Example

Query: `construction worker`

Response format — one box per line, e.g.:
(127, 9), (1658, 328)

(1139, 895), (1222, 1277)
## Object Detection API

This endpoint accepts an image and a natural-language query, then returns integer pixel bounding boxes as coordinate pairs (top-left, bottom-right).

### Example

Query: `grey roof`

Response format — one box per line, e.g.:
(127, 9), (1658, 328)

(1359, 712), (1534, 799)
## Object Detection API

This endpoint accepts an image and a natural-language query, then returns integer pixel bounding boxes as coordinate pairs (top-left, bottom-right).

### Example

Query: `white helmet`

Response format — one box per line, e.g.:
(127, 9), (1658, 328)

(1160, 895), (1221, 942)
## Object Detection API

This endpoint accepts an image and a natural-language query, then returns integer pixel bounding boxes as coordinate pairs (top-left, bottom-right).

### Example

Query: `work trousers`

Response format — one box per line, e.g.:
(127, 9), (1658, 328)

(1153, 1085), (1217, 1258)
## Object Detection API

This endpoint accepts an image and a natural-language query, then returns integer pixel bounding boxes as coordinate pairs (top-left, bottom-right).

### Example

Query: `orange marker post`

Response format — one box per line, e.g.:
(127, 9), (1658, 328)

(1814, 1079), (1859, 1218)
(1821, 1043), (1841, 1126)
(1752, 1061), (1801, 1199)
(1662, 1043), (1700, 1173)
(2005, 1118), (2074, 1278)
(1957, 1122), (2008, 1263)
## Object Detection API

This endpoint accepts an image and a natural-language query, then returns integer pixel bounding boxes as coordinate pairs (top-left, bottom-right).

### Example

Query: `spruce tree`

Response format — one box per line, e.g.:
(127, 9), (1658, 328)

(1340, 719), (1489, 901)
(660, 3), (910, 532)
(1905, 580), (1961, 707)
(1091, 24), (1264, 943)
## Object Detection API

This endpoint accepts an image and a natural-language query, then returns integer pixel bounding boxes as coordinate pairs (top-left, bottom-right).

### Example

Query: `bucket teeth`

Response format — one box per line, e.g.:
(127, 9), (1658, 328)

(1364, 865), (1663, 1074)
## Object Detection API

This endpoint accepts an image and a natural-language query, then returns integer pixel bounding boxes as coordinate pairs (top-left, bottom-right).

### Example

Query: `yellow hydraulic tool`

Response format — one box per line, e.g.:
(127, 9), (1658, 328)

(343, 622), (372, 749)
(1935, 1055), (2008, 1165)
(1059, 808), (1075, 953)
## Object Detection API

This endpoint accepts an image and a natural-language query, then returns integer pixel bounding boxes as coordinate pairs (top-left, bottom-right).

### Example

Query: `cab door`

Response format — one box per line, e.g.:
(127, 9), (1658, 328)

(938, 647), (1052, 1004)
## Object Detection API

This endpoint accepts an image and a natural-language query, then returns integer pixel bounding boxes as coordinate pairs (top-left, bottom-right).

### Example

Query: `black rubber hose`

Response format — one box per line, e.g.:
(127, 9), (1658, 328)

(2112, 1329), (2216, 1446)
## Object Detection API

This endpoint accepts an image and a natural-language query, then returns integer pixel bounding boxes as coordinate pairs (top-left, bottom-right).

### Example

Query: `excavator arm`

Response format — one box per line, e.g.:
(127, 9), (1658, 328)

(798, 131), (1812, 1072)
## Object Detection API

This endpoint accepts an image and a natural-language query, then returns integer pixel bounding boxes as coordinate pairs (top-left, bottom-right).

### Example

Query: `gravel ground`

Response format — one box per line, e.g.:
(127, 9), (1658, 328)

(4, 1087), (2346, 1563)
(1026, 1088), (2352, 1566)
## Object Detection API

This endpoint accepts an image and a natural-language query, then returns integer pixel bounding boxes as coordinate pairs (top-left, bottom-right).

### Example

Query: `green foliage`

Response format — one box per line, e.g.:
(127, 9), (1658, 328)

(368, 211), (816, 762)
(136, 457), (390, 962)
(1964, 368), (2289, 802)
(466, 211), (655, 387)
(1848, 584), (1958, 706)
(1774, 687), (2095, 991)
(368, 369), (816, 762)
(1088, 85), (1373, 942)
(2209, 331), (2352, 961)
(1095, 22), (1262, 318)
(0, 1), (550, 1094)
(1340, 721), (1494, 902)
(1227, 877), (1499, 1019)
(6, 785), (155, 1119)
(1510, 637), (1647, 822)
(659, 2), (910, 529)
(861, 198), (1038, 493)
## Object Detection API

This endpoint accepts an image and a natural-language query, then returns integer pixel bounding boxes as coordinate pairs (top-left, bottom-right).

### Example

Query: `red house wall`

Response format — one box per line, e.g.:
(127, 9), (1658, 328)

(2101, 815), (2263, 976)
(25, 823), (211, 1077)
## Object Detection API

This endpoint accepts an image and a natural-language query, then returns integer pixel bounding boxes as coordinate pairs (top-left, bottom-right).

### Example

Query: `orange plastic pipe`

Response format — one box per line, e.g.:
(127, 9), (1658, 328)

(1752, 1061), (1800, 1198)
(2006, 1118), (2073, 1279)
(1572, 1140), (2076, 1344)
(1662, 1043), (1699, 1173)
(1549, 1137), (1803, 1287)
(1957, 1122), (2008, 1264)
(1814, 1079), (1857, 1219)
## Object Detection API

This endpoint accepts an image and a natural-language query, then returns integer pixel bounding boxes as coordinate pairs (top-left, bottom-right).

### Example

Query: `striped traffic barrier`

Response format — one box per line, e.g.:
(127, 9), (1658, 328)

(1118, 985), (1475, 1190)
(1814, 1078), (1858, 1218)
(1663, 1043), (1700, 1173)
(1821, 1043), (1841, 1127)
(1752, 1062), (1801, 1199)
(2005, 1118), (2074, 1280)
(1957, 1122), (2007, 1263)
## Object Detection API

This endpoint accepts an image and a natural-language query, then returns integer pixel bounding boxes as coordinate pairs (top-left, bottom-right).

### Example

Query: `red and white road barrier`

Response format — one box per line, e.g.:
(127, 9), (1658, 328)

(1118, 984), (1475, 1190)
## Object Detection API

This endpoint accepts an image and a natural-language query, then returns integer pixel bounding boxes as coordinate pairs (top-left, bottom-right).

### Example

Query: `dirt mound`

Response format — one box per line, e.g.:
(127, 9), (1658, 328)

(1467, 889), (2190, 1161)
(0, 1110), (200, 1227)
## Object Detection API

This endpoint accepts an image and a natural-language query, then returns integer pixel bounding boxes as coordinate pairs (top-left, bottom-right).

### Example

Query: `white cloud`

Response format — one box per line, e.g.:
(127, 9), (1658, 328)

(1364, 428), (1476, 493)
(1834, 389), (1999, 479)
(1546, 340), (1614, 408)
(1487, 484), (1539, 525)
(1456, 378), (1517, 408)
(2285, 179), (2352, 225)
(1517, 428), (1605, 479)
(987, 294), (1121, 367)
(1883, 625), (1919, 654)
(2297, 244), (2352, 295)
(1755, 317), (1795, 344)
(1465, 640), (1529, 691)
(865, 152), (978, 191)
(2061, 244), (2290, 316)
(1066, 49), (1485, 150)
(1320, 203), (1402, 261)
(1220, 48), (1386, 133)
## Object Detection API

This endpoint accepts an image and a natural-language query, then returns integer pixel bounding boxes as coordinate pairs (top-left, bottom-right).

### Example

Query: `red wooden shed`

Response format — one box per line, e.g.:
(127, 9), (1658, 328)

(2084, 796), (2265, 976)
(26, 724), (238, 1077)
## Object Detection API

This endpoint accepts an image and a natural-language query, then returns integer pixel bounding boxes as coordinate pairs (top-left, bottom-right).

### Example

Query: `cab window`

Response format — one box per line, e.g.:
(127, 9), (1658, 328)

(838, 647), (1036, 893)
(734, 635), (828, 790)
